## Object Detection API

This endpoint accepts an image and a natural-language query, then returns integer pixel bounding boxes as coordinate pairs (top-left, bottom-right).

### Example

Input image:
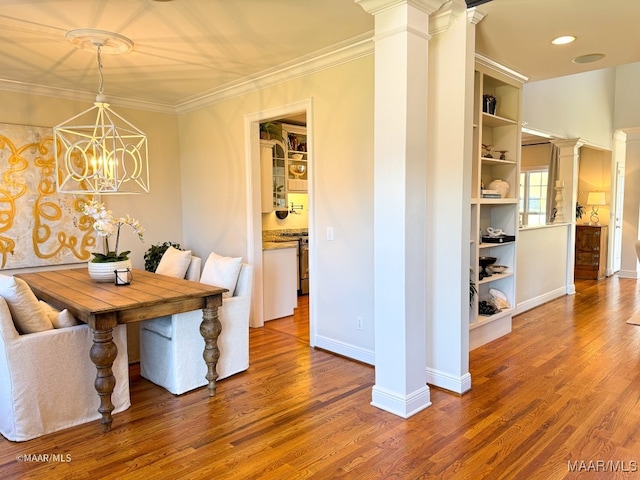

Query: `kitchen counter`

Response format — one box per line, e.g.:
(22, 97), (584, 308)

(263, 241), (298, 251)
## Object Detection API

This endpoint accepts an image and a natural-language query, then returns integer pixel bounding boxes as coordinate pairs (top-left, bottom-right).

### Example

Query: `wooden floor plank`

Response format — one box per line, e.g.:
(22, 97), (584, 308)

(3, 279), (640, 478)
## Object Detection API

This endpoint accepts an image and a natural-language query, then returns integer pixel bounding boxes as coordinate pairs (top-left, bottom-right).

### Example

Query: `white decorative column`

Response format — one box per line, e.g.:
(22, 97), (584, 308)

(423, 1), (477, 395)
(356, 0), (447, 418)
(552, 138), (586, 294)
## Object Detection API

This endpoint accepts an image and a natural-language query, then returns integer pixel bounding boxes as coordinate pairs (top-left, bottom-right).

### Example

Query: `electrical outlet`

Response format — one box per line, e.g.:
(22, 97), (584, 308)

(327, 227), (334, 241)
(356, 316), (363, 330)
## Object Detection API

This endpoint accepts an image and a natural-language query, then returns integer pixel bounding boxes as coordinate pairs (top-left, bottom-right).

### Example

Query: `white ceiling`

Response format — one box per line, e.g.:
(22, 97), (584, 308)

(0, 0), (638, 112)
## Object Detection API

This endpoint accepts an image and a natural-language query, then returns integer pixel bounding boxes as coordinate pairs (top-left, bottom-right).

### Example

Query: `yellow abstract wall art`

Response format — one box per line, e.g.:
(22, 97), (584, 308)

(0, 122), (95, 269)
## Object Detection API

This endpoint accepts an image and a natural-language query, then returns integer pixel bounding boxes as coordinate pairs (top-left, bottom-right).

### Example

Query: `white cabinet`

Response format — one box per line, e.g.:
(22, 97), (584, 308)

(469, 58), (525, 349)
(263, 246), (298, 321)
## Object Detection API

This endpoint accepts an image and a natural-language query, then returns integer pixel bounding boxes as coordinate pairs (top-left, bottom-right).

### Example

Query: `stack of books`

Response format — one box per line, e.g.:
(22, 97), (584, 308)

(481, 189), (502, 199)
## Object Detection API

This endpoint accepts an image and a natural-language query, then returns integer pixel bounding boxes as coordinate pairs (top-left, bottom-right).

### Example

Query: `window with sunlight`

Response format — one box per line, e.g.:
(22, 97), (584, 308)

(519, 169), (548, 226)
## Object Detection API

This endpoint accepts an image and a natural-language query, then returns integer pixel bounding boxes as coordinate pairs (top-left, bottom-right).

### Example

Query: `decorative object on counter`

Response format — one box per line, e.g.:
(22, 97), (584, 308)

(488, 179), (510, 198)
(586, 191), (606, 225)
(481, 144), (493, 158)
(482, 94), (497, 114)
(80, 199), (144, 282)
(489, 288), (510, 309)
(54, 29), (149, 194)
(494, 150), (508, 160)
(552, 180), (566, 223)
(478, 256), (497, 279)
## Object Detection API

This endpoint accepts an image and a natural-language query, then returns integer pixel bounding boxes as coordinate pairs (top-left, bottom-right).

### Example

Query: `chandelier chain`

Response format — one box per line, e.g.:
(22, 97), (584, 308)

(97, 45), (104, 95)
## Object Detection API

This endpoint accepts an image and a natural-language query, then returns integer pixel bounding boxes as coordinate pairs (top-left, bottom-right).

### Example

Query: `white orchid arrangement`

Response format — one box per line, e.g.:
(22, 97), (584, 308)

(81, 199), (145, 263)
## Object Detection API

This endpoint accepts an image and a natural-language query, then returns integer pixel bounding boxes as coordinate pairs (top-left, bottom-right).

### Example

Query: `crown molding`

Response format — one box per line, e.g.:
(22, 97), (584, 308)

(0, 78), (177, 114)
(475, 52), (529, 84)
(175, 32), (374, 115)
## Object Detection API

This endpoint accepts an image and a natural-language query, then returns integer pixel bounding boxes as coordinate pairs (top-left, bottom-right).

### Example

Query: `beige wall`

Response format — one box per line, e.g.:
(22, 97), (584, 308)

(177, 56), (376, 356)
(577, 147), (612, 226)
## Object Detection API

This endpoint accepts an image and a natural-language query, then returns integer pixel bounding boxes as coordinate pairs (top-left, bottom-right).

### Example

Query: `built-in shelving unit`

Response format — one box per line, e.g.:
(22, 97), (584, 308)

(281, 123), (308, 193)
(469, 58), (526, 350)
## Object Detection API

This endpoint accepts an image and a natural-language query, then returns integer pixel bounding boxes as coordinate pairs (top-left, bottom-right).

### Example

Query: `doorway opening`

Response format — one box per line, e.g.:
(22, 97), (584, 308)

(244, 99), (314, 345)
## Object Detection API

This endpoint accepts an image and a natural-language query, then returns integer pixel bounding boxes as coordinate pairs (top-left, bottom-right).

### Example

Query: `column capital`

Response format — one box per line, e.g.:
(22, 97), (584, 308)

(552, 138), (587, 151)
(356, 0), (448, 16)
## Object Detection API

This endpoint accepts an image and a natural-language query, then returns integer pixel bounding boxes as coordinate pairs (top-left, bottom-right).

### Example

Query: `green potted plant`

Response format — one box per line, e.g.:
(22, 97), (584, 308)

(260, 122), (286, 143)
(576, 202), (586, 221)
(144, 241), (182, 272)
(470, 267), (477, 307)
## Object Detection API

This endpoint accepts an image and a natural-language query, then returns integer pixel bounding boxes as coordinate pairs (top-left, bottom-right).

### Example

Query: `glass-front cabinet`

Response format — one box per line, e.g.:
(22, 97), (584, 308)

(260, 139), (287, 213)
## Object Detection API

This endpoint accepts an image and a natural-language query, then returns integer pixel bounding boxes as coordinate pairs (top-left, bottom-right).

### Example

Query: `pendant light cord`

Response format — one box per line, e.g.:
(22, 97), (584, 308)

(97, 45), (104, 95)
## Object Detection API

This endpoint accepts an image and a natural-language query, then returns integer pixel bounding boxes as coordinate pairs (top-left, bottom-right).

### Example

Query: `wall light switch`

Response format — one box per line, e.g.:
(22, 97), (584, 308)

(327, 227), (334, 241)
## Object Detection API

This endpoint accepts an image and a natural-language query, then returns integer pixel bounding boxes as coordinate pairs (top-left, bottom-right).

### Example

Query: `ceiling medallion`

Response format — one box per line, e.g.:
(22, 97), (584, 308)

(66, 29), (134, 55)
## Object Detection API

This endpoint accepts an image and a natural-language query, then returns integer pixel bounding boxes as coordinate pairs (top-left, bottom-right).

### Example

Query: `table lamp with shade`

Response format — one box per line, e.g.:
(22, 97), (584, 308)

(586, 191), (606, 225)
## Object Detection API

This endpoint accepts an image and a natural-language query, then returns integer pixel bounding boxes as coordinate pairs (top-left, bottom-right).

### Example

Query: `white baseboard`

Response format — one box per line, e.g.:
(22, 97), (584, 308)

(617, 270), (639, 279)
(516, 286), (567, 315)
(371, 384), (432, 418)
(426, 368), (471, 394)
(313, 334), (375, 365)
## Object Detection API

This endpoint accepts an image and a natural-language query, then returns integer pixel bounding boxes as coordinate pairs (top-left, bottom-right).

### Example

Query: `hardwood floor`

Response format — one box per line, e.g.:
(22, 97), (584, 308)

(3, 280), (640, 479)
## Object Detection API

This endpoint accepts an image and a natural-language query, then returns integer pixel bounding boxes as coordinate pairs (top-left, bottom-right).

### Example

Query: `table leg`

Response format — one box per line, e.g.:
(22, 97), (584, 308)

(200, 298), (222, 397)
(89, 328), (117, 431)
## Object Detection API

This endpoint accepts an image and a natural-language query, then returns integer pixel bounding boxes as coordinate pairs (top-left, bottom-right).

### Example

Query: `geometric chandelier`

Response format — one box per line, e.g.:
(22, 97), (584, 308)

(53, 29), (149, 194)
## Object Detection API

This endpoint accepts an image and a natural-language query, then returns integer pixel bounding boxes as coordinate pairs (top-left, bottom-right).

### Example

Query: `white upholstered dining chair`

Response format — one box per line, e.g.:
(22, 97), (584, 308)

(0, 295), (130, 441)
(139, 253), (252, 395)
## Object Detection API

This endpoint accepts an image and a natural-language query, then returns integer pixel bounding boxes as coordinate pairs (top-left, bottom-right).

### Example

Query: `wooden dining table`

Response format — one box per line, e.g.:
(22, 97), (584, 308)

(16, 267), (226, 432)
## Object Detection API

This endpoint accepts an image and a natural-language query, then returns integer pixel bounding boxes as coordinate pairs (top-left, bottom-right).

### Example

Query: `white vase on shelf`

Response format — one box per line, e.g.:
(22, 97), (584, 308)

(488, 179), (510, 198)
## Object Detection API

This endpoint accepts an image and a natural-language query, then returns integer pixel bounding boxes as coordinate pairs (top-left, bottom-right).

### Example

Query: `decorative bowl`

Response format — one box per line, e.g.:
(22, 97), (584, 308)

(489, 265), (508, 274)
(291, 153), (304, 160)
(479, 256), (497, 268)
(289, 164), (306, 178)
(478, 256), (497, 279)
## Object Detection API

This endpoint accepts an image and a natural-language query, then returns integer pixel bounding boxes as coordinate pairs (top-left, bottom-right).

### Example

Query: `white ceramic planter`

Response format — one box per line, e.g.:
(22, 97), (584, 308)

(489, 179), (510, 198)
(87, 259), (132, 283)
